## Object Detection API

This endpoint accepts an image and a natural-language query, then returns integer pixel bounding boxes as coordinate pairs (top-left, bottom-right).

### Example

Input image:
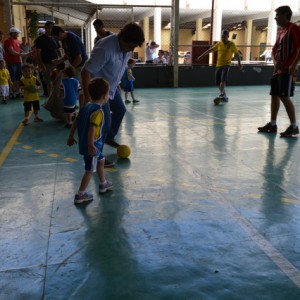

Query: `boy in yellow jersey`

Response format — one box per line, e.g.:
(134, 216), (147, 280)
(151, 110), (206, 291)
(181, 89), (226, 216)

(0, 59), (12, 104)
(197, 30), (242, 102)
(19, 63), (43, 125)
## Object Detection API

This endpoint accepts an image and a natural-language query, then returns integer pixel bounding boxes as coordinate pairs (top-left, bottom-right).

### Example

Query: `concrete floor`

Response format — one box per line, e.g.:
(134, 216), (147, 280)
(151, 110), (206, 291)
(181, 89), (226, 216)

(1, 86), (300, 299)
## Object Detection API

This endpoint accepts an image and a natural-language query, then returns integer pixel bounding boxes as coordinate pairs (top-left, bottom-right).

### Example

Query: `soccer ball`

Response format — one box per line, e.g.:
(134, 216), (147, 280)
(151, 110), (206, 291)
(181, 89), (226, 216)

(117, 145), (131, 158)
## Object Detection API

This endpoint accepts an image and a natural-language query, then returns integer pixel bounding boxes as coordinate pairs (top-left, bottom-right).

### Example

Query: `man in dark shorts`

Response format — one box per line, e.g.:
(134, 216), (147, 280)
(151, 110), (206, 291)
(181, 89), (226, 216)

(258, 6), (300, 137)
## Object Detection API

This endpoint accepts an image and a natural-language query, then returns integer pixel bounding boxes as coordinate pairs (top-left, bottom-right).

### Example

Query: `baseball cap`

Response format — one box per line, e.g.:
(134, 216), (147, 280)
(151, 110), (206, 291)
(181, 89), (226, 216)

(10, 27), (21, 34)
(38, 28), (45, 35)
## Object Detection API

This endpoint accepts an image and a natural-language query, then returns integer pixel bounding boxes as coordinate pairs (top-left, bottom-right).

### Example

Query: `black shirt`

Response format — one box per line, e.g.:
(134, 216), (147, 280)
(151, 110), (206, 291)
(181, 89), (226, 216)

(35, 34), (60, 64)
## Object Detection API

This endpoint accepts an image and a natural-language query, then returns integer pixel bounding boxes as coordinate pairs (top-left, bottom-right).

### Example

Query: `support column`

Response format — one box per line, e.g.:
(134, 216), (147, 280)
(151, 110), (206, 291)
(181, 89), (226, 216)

(267, 10), (277, 46)
(171, 0), (179, 87)
(212, 0), (222, 43)
(195, 18), (202, 40)
(245, 19), (253, 61)
(154, 7), (162, 49)
(143, 17), (150, 45)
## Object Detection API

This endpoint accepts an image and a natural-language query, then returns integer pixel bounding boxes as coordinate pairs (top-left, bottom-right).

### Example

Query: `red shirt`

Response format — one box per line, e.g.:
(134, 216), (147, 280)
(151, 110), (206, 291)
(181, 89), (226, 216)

(4, 37), (22, 64)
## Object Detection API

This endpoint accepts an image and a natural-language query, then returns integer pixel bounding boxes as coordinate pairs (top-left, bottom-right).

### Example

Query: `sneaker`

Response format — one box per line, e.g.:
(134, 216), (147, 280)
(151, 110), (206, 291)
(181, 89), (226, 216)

(99, 181), (113, 193)
(221, 97), (229, 102)
(104, 159), (115, 168)
(125, 99), (131, 103)
(257, 122), (277, 133)
(280, 125), (299, 137)
(133, 99), (140, 103)
(105, 139), (120, 148)
(34, 116), (43, 122)
(74, 192), (93, 204)
(22, 118), (29, 125)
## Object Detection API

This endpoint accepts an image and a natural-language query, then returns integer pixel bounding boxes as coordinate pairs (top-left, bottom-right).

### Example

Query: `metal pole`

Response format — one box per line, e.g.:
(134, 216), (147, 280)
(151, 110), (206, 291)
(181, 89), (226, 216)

(210, 0), (215, 45)
(172, 0), (179, 88)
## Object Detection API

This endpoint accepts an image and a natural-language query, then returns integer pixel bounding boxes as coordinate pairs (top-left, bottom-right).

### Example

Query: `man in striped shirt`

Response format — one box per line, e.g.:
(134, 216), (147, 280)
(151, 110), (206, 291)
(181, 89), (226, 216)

(258, 5), (300, 137)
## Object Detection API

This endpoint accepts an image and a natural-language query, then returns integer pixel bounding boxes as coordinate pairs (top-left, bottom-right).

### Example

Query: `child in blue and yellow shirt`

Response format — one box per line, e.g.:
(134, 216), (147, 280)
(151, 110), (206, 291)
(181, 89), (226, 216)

(122, 58), (139, 104)
(19, 63), (43, 125)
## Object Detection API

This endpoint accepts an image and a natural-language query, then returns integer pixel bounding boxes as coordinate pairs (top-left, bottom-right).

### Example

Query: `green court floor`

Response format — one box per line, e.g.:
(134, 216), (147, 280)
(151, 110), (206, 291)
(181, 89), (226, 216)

(1, 86), (300, 300)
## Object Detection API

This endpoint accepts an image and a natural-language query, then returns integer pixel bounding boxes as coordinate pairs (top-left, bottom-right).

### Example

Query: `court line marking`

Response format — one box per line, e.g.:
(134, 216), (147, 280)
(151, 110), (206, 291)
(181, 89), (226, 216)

(0, 122), (27, 167)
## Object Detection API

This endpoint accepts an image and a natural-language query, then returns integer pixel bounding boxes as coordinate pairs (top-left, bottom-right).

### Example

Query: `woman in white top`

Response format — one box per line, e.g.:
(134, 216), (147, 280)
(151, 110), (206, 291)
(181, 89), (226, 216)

(145, 40), (159, 63)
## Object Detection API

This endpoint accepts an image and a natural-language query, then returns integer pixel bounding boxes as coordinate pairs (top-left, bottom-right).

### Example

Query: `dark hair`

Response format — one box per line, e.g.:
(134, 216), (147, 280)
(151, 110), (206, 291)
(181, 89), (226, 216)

(22, 63), (33, 71)
(64, 65), (76, 78)
(51, 26), (64, 36)
(127, 58), (135, 65)
(275, 5), (293, 21)
(222, 30), (229, 36)
(93, 19), (104, 27)
(45, 21), (54, 27)
(118, 22), (145, 47)
(88, 77), (109, 101)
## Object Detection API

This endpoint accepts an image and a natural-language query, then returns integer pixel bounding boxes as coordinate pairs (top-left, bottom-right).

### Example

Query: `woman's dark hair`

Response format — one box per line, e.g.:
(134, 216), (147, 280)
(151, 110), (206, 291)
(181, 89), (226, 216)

(118, 22), (145, 47)
(88, 77), (109, 101)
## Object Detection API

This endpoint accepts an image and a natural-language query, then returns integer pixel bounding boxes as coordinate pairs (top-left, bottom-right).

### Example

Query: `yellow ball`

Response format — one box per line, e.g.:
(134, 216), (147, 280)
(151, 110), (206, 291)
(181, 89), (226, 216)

(117, 145), (131, 158)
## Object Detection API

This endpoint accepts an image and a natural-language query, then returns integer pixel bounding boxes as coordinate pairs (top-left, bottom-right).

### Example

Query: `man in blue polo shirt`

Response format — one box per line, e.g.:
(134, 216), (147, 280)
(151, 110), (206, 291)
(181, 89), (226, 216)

(81, 22), (144, 166)
(51, 26), (88, 107)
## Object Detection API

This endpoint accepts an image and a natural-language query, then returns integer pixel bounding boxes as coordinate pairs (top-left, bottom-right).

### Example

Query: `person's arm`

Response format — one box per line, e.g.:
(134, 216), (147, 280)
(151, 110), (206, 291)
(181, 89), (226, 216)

(235, 51), (242, 69)
(6, 44), (27, 57)
(52, 54), (67, 65)
(71, 54), (82, 68)
(67, 118), (78, 146)
(81, 68), (91, 104)
(196, 47), (214, 62)
(36, 48), (46, 71)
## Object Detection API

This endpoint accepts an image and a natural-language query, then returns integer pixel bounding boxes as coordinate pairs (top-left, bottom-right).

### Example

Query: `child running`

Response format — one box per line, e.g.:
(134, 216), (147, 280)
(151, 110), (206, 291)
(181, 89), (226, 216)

(67, 77), (113, 204)
(61, 65), (79, 128)
(19, 63), (43, 125)
(123, 58), (139, 104)
(0, 59), (12, 104)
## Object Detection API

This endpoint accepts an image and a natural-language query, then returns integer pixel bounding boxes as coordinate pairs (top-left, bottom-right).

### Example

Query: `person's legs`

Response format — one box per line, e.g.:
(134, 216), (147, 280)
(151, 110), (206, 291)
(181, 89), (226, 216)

(258, 74), (279, 133)
(102, 101), (112, 147)
(281, 96), (296, 124)
(220, 66), (230, 99)
(96, 158), (105, 183)
(106, 88), (126, 141)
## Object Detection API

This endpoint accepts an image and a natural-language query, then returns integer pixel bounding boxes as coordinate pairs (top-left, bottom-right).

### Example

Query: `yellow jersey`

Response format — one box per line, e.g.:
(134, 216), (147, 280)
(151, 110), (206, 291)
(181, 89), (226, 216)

(212, 41), (238, 67)
(20, 76), (40, 102)
(0, 68), (10, 85)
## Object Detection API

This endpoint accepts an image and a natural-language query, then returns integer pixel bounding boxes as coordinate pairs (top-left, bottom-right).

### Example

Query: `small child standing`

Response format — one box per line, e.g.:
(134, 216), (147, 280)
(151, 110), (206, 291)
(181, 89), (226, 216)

(0, 59), (12, 104)
(61, 65), (79, 128)
(19, 63), (43, 125)
(122, 58), (139, 104)
(67, 77), (113, 204)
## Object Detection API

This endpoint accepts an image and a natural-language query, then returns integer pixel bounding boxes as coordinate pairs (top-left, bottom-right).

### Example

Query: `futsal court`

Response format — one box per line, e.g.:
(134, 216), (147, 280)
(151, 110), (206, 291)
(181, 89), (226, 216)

(1, 85), (300, 299)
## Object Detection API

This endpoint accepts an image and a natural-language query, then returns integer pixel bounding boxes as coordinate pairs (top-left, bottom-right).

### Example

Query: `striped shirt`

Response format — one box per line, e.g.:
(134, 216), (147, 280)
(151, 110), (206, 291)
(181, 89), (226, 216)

(273, 22), (300, 74)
